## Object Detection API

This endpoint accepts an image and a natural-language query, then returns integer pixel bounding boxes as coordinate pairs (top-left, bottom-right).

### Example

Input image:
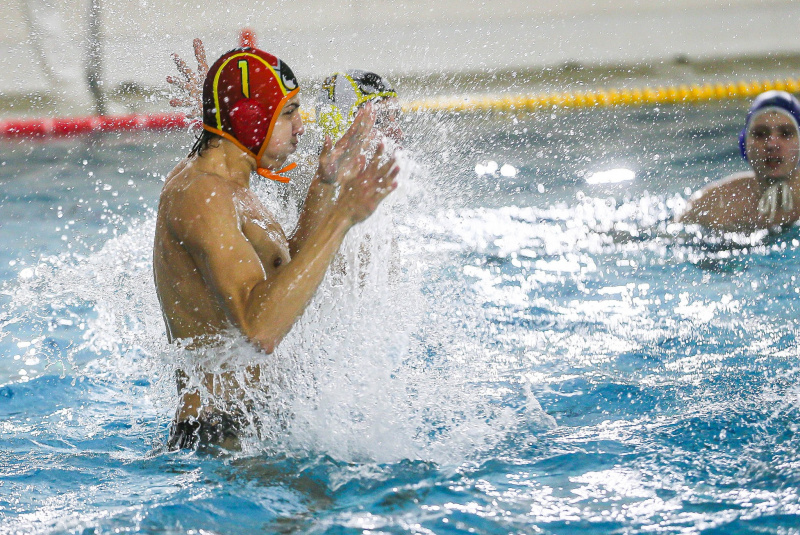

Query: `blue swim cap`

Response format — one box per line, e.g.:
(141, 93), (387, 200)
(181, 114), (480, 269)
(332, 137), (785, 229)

(739, 90), (800, 160)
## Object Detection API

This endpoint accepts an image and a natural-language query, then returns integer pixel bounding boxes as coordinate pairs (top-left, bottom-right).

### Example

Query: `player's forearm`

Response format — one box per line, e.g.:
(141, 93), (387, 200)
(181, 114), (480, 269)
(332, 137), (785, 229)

(243, 210), (352, 352)
(289, 175), (337, 256)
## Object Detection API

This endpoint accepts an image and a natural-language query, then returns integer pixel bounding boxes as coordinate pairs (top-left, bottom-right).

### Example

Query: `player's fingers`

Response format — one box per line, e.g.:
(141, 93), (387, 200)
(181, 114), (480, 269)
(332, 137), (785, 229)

(356, 154), (367, 173)
(342, 105), (373, 147)
(193, 38), (209, 76)
(365, 143), (386, 173)
(171, 53), (193, 81)
(169, 97), (192, 108)
(375, 156), (398, 181)
(378, 165), (400, 193)
(335, 122), (363, 156)
(352, 104), (376, 140)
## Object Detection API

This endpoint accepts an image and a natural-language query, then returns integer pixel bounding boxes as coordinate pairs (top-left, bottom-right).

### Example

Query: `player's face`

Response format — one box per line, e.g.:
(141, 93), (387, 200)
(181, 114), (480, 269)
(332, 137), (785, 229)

(261, 94), (304, 169)
(746, 111), (800, 181)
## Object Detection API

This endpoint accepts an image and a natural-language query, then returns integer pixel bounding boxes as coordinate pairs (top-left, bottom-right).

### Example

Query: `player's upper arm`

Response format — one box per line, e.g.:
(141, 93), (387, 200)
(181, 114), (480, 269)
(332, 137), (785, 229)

(167, 176), (266, 329)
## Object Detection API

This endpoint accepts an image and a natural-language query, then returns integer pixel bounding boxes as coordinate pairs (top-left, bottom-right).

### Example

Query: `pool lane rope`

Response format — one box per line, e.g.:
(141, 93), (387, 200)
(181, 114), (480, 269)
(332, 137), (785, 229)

(0, 113), (191, 138)
(406, 76), (800, 113)
(2, 76), (799, 138)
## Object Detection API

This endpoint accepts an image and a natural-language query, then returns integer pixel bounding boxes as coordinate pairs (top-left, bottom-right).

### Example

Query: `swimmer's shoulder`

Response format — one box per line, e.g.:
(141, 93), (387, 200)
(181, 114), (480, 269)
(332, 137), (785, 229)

(688, 171), (757, 203)
(164, 161), (237, 200)
(713, 170), (757, 190)
(677, 171), (756, 226)
(160, 166), (241, 231)
(164, 157), (191, 184)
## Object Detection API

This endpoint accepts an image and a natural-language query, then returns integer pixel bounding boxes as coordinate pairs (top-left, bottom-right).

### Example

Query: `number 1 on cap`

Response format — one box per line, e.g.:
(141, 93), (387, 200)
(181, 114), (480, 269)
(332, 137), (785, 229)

(238, 60), (250, 98)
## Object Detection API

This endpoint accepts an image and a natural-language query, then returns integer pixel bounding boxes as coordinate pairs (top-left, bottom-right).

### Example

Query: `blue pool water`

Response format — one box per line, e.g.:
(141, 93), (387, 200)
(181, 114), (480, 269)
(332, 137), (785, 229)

(2, 101), (800, 534)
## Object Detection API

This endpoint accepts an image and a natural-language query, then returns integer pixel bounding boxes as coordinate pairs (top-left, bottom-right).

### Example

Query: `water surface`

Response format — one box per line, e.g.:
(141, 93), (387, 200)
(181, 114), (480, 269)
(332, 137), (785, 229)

(2, 101), (800, 534)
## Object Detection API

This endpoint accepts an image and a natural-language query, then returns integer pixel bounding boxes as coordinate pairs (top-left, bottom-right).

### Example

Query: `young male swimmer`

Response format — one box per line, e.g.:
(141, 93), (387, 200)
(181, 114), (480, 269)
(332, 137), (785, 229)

(677, 90), (800, 232)
(153, 47), (398, 450)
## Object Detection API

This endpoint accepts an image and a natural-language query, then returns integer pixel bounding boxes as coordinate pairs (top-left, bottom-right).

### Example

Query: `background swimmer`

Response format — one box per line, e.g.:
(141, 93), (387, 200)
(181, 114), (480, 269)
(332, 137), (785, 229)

(677, 90), (800, 232)
(154, 47), (398, 450)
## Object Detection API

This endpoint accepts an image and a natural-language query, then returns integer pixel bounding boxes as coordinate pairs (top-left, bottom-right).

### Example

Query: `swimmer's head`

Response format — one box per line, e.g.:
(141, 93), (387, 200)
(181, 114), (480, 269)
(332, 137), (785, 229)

(315, 70), (399, 141)
(202, 47), (300, 182)
(739, 90), (800, 161)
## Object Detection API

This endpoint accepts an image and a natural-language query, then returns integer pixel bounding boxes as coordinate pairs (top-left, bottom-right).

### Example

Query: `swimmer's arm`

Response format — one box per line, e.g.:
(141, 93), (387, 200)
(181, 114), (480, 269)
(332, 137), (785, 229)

(289, 106), (384, 255)
(289, 174), (337, 256)
(174, 158), (397, 353)
(172, 176), (351, 353)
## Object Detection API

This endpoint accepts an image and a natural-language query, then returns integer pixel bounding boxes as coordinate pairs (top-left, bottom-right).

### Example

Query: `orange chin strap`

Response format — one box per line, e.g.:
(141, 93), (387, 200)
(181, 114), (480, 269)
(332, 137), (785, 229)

(256, 162), (297, 183)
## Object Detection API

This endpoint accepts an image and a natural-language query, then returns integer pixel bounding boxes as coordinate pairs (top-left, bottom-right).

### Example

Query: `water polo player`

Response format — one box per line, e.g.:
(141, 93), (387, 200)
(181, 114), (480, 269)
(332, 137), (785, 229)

(678, 90), (800, 232)
(154, 47), (398, 450)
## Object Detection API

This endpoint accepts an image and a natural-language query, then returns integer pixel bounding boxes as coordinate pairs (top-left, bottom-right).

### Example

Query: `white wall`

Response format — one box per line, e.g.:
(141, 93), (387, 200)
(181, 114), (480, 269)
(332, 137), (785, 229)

(3, 0), (800, 109)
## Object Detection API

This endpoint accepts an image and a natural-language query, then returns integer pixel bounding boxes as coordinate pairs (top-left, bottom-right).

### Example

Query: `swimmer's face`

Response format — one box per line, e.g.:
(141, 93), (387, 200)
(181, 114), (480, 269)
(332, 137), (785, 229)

(372, 97), (403, 143)
(746, 111), (800, 181)
(260, 94), (304, 169)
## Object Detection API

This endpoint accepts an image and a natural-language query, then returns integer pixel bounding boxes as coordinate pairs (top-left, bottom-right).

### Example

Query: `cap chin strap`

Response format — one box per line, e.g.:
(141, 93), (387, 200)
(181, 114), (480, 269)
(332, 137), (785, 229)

(758, 181), (794, 220)
(256, 162), (297, 183)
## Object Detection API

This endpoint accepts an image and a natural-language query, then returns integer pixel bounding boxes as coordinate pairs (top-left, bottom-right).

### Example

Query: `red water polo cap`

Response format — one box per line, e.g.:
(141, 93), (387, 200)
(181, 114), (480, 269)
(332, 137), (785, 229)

(202, 47), (300, 182)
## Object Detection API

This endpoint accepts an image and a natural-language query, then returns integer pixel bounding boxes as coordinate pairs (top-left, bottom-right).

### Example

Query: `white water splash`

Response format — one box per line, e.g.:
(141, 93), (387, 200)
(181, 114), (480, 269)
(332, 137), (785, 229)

(1, 150), (553, 465)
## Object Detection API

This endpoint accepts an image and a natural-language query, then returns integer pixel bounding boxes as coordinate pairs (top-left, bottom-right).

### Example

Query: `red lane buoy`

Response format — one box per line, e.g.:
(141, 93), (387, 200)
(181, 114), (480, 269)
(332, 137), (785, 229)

(0, 113), (195, 139)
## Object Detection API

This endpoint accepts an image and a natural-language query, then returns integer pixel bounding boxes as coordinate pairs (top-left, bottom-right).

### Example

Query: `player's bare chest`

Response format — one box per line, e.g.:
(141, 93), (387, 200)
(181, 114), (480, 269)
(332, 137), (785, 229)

(237, 198), (290, 271)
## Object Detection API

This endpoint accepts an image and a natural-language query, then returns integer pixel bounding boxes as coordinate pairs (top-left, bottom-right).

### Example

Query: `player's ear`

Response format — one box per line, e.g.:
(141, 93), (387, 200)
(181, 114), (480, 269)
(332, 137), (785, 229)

(229, 98), (269, 149)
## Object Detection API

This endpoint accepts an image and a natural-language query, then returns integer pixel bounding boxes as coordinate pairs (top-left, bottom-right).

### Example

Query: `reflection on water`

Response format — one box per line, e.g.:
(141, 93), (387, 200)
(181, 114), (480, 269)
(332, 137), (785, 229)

(2, 102), (800, 532)
(585, 167), (635, 185)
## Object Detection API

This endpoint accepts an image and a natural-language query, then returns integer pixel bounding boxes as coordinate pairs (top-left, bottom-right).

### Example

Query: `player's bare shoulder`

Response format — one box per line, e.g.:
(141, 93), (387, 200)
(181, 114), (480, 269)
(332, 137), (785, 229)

(712, 170), (757, 191)
(677, 171), (760, 229)
(693, 171), (757, 199)
(155, 173), (247, 278)
(682, 171), (757, 213)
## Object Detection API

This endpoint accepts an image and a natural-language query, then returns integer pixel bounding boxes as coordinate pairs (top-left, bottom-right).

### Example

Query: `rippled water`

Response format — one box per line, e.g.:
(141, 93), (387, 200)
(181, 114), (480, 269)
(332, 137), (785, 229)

(2, 101), (800, 534)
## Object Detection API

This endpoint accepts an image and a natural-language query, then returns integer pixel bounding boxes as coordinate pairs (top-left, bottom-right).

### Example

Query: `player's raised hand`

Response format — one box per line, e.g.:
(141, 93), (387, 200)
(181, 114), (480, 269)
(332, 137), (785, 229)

(167, 38), (208, 118)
